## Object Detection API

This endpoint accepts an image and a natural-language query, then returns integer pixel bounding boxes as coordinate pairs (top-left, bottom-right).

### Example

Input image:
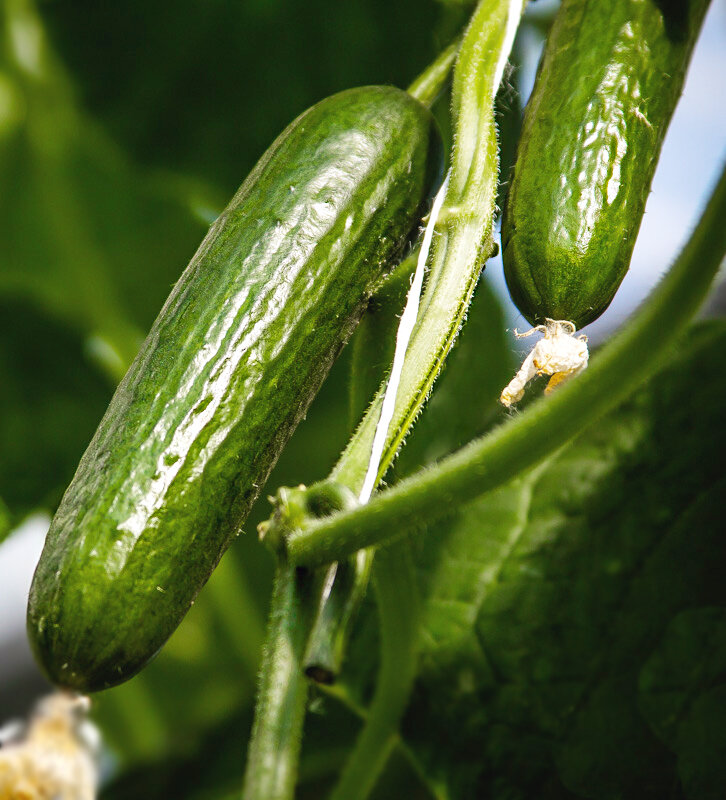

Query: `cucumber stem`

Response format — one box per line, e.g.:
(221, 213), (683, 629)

(302, 250), (419, 685)
(327, 543), (419, 800)
(241, 562), (315, 800)
(246, 5), (524, 792)
(311, 5), (526, 799)
(407, 38), (460, 107)
(302, 550), (373, 683)
(286, 160), (726, 568)
(331, 0), (526, 495)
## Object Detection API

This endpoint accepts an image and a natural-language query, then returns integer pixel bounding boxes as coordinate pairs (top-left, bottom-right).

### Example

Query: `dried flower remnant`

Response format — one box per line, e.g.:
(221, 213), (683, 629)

(0, 693), (98, 800)
(500, 319), (589, 406)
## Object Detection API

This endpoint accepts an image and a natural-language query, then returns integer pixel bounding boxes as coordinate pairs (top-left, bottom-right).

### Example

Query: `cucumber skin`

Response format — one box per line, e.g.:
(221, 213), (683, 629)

(502, 0), (709, 328)
(27, 86), (440, 692)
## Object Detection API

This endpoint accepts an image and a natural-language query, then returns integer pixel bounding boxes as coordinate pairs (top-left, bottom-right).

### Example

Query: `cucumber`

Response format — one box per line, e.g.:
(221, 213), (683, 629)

(502, 0), (710, 328)
(27, 86), (441, 692)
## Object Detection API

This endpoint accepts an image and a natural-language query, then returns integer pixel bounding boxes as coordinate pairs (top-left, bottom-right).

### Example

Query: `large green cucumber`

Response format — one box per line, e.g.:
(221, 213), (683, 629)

(27, 86), (440, 692)
(502, 0), (710, 328)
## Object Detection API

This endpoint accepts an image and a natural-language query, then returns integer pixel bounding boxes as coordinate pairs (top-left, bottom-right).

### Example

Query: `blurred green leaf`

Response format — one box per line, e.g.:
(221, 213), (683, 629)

(0, 300), (110, 523)
(100, 707), (254, 800)
(0, 496), (11, 543)
(639, 607), (726, 800)
(41, 0), (444, 193)
(399, 320), (726, 799)
(0, 0), (212, 381)
(0, 0), (220, 524)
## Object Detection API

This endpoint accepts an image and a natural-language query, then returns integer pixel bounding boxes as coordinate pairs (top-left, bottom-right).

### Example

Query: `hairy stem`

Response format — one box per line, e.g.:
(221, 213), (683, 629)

(307, 5), (527, 799)
(245, 7), (524, 791)
(332, 0), (526, 493)
(287, 162), (726, 568)
(328, 543), (419, 800)
(407, 38), (460, 107)
(303, 250), (419, 681)
(241, 563), (315, 800)
(314, 1), (526, 629)
(303, 550), (374, 683)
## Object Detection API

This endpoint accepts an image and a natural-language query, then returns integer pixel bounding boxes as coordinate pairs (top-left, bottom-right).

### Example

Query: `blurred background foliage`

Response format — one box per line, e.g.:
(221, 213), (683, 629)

(0, 0), (724, 798)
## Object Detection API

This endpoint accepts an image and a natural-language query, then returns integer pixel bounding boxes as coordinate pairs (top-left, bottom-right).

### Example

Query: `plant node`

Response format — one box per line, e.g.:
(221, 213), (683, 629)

(258, 481), (358, 562)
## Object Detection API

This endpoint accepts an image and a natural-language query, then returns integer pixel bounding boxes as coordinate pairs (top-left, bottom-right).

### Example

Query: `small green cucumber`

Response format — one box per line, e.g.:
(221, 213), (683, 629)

(502, 0), (710, 328)
(27, 86), (440, 692)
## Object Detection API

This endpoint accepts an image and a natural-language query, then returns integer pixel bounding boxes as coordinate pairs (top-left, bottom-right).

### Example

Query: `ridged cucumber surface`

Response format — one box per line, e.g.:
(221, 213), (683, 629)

(502, 0), (710, 328)
(27, 86), (440, 692)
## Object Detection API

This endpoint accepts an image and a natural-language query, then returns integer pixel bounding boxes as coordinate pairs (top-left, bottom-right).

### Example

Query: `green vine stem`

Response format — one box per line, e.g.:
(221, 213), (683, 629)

(318, 681), (443, 800)
(245, 8), (522, 792)
(243, 483), (355, 799)
(302, 550), (374, 683)
(331, 0), (526, 495)
(304, 253), (417, 681)
(285, 160), (726, 569)
(328, 542), (420, 800)
(407, 38), (460, 107)
(303, 0), (526, 686)
(301, 29), (463, 684)
(241, 561), (315, 800)
(302, 5), (527, 798)
(301, 31), (465, 688)
(3, 0), (145, 384)
(308, 259), (420, 792)
(348, 251), (420, 428)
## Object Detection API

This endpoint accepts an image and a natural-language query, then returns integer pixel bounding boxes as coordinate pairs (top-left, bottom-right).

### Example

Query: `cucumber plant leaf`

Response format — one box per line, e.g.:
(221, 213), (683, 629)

(398, 320), (726, 799)
(639, 606), (726, 800)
